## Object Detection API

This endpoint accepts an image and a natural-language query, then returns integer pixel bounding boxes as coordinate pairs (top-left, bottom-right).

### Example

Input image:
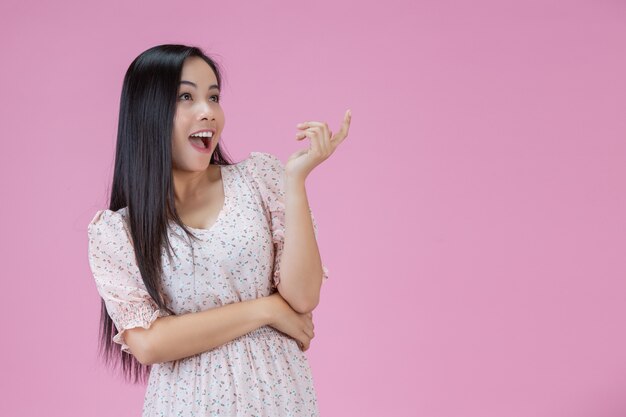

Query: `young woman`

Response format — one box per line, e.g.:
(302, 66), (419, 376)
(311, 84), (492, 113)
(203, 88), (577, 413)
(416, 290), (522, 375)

(87, 44), (351, 416)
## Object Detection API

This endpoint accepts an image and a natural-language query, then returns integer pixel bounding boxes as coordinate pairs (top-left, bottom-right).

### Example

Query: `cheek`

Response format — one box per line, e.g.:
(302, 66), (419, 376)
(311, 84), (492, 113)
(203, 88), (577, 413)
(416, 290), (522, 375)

(171, 128), (187, 153)
(173, 133), (189, 155)
(172, 116), (189, 144)
(173, 110), (190, 132)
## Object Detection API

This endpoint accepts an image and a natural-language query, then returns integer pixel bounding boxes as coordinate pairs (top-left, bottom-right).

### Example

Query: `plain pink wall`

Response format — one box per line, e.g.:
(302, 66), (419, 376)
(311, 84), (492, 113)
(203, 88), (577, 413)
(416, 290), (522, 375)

(1, 0), (625, 416)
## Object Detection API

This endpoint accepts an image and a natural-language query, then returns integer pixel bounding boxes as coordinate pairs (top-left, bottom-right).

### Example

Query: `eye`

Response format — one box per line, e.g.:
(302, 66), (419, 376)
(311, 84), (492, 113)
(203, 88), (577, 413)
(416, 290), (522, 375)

(211, 94), (220, 103)
(179, 92), (192, 101)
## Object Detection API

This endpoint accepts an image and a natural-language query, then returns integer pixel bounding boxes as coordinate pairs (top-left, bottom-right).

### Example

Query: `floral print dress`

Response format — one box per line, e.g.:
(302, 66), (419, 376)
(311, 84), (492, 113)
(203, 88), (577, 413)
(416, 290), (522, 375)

(87, 151), (329, 416)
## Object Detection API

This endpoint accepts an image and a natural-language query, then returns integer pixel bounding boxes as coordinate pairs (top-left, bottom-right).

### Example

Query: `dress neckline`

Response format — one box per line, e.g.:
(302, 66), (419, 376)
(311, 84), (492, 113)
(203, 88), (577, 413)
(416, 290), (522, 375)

(178, 163), (231, 234)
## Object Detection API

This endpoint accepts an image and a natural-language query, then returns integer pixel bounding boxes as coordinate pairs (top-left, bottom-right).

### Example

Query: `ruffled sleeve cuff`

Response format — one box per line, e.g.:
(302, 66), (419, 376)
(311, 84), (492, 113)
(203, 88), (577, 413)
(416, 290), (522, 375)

(112, 307), (171, 355)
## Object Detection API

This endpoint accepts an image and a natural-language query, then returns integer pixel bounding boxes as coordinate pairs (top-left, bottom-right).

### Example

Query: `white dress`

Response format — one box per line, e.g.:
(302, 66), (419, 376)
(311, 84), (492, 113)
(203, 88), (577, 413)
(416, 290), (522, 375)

(87, 151), (329, 416)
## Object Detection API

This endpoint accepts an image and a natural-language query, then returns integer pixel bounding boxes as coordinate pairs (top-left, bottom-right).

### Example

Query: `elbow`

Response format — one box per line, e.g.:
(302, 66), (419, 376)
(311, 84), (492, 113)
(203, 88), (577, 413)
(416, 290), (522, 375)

(140, 342), (159, 366)
(138, 341), (155, 365)
(123, 328), (156, 365)
(291, 295), (320, 314)
(136, 353), (152, 366)
(141, 332), (165, 365)
(278, 271), (322, 313)
(123, 343), (152, 366)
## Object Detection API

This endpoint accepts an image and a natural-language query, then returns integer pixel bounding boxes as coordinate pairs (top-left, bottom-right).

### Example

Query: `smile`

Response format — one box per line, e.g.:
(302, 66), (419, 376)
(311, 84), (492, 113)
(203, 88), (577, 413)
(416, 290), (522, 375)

(188, 136), (213, 153)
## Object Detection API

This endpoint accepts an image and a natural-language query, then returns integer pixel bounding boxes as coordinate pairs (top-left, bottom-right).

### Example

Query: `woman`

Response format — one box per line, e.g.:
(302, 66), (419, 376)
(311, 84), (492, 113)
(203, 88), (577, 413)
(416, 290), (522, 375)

(87, 44), (351, 416)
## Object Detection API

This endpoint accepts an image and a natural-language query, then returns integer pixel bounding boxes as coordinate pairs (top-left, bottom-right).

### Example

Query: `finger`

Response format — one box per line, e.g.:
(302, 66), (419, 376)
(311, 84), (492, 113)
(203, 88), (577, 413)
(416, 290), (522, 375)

(295, 131), (307, 141)
(316, 125), (329, 154)
(296, 121), (328, 132)
(303, 328), (314, 339)
(299, 129), (324, 155)
(297, 122), (331, 153)
(300, 338), (310, 351)
(336, 109), (351, 139)
(331, 109), (351, 146)
(297, 121), (331, 141)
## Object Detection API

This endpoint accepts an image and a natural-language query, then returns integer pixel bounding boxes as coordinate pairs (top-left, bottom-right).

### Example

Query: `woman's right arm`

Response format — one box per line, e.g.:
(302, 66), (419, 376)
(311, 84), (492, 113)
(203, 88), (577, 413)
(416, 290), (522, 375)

(129, 296), (274, 365)
(88, 211), (313, 365)
(129, 292), (315, 365)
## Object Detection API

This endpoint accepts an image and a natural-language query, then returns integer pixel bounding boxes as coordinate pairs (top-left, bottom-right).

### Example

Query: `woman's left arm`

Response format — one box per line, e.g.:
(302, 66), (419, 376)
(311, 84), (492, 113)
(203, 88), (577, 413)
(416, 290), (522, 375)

(277, 176), (324, 313)
(278, 109), (352, 313)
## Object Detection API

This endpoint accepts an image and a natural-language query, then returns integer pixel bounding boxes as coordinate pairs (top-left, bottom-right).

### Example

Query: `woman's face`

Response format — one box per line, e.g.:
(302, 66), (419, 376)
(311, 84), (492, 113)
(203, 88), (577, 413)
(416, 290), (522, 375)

(172, 56), (225, 171)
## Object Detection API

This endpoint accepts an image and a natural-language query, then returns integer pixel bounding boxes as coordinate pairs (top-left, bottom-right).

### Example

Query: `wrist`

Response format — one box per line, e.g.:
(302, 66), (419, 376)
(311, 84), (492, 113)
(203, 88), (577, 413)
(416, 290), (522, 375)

(258, 295), (277, 325)
(285, 177), (307, 198)
(285, 172), (307, 187)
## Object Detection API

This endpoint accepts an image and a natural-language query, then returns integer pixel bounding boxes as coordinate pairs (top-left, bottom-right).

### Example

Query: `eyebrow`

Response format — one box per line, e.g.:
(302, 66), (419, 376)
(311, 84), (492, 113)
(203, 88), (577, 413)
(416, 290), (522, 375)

(179, 80), (220, 91)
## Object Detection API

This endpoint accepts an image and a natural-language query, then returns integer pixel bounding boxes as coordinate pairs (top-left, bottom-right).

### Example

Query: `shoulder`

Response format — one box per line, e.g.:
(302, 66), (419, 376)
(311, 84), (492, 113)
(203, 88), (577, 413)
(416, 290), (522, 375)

(88, 207), (128, 228)
(242, 151), (284, 176)
(242, 152), (285, 189)
(239, 151), (285, 204)
(87, 207), (131, 242)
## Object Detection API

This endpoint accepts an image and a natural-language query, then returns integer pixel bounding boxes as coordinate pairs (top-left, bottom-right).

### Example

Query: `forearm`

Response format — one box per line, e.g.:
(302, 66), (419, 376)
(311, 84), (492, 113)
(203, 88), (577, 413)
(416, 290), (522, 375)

(144, 297), (273, 365)
(279, 176), (324, 313)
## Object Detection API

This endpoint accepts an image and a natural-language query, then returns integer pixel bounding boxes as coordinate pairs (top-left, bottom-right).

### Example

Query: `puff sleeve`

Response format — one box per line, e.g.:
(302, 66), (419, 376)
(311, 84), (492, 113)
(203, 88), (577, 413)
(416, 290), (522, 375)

(245, 152), (330, 288)
(87, 209), (171, 355)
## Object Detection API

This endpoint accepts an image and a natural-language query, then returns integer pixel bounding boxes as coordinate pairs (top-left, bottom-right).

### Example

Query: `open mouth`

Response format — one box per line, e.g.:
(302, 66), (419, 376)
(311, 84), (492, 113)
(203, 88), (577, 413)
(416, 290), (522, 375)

(189, 136), (210, 148)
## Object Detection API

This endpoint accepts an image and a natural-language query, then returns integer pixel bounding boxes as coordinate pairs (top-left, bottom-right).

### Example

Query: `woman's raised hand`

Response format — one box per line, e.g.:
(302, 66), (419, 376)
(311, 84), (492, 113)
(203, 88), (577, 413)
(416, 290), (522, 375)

(285, 109), (352, 181)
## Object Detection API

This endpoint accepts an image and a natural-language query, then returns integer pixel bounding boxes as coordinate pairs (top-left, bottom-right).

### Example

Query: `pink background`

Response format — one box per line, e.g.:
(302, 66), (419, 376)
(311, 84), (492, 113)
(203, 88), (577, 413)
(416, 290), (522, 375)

(1, 0), (625, 416)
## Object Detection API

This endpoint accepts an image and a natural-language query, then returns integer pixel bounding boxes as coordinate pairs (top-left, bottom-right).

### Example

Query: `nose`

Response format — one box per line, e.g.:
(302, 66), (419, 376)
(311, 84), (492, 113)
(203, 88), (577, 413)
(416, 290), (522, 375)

(198, 102), (215, 120)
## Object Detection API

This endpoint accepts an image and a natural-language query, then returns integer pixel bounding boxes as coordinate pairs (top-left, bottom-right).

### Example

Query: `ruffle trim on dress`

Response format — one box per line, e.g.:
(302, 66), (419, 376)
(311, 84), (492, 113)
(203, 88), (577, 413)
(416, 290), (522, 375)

(269, 192), (329, 288)
(244, 152), (330, 289)
(112, 308), (171, 355)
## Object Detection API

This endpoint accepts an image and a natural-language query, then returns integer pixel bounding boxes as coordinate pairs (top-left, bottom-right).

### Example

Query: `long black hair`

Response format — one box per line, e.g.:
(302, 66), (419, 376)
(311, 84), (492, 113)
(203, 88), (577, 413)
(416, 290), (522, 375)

(99, 44), (234, 384)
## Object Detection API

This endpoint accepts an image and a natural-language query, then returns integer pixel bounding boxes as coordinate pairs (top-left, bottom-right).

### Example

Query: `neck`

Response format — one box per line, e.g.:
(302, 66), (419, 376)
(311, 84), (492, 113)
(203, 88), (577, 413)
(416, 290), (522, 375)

(172, 164), (220, 204)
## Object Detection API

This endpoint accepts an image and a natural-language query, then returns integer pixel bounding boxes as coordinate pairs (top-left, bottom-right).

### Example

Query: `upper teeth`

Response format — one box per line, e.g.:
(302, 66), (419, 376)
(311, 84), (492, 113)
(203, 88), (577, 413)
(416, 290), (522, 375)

(190, 131), (213, 138)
